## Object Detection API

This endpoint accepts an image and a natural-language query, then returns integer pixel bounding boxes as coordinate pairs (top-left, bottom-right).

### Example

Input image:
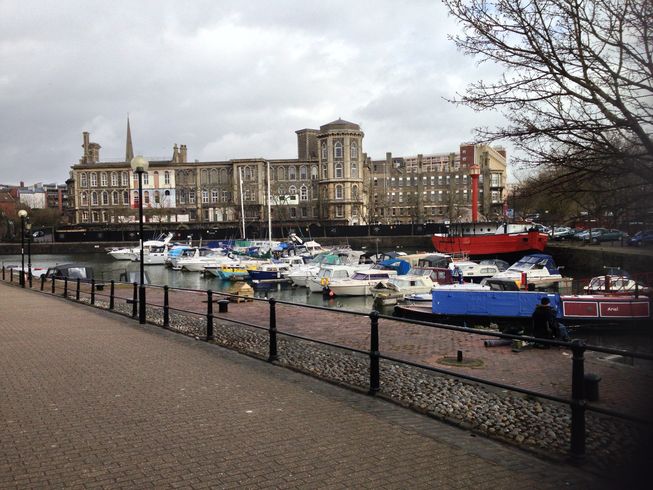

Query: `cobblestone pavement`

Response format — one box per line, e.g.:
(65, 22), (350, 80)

(0, 283), (619, 489)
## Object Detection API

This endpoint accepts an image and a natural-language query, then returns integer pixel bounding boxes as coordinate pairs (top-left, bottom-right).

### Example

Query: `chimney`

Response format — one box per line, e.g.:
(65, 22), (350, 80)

(82, 132), (90, 164)
(180, 145), (187, 163)
(20, 181), (24, 188)
(172, 144), (179, 163)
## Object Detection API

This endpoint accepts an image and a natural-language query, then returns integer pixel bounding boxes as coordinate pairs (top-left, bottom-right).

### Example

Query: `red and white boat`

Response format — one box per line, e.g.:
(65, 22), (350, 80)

(560, 295), (650, 322)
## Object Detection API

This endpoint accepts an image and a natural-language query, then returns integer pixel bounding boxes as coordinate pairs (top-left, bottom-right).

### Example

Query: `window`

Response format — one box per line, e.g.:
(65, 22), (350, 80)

(351, 142), (358, 159)
(299, 166), (307, 180)
(123, 191), (129, 205)
(189, 191), (195, 204)
(491, 190), (500, 203)
(321, 143), (327, 160)
(221, 190), (229, 202)
(81, 210), (89, 222)
(121, 172), (129, 186)
(164, 171), (170, 185)
(154, 191), (160, 204)
(142, 172), (149, 185)
(352, 205), (359, 216)
(301, 207), (308, 218)
(80, 173), (88, 187)
(91, 191), (98, 205)
(300, 185), (308, 201)
(335, 204), (344, 217)
(335, 162), (343, 178)
(111, 191), (119, 205)
(101, 211), (108, 223)
(80, 191), (88, 206)
(491, 173), (501, 187)
(352, 185), (359, 200)
(211, 190), (219, 203)
(322, 164), (327, 179)
(178, 190), (186, 204)
(277, 167), (285, 181)
(144, 191), (150, 205)
(90, 173), (97, 187)
(202, 191), (209, 203)
(351, 162), (358, 178)
(100, 172), (108, 187)
(91, 211), (99, 223)
(334, 141), (343, 159)
(101, 191), (109, 205)
(335, 184), (343, 200)
(290, 207), (297, 218)
(110, 172), (118, 186)
(311, 165), (318, 180)
(244, 166), (252, 181)
(288, 166), (296, 180)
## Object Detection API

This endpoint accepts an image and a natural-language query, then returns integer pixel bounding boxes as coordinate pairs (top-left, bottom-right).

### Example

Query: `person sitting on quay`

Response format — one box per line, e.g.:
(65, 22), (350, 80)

(531, 297), (571, 345)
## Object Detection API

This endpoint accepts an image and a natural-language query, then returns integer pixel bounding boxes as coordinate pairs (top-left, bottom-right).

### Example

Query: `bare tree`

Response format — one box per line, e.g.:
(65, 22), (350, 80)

(444, 0), (653, 187)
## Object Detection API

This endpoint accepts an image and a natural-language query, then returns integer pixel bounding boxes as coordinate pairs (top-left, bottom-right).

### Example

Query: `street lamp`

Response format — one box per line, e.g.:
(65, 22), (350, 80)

(17, 209), (27, 288)
(130, 155), (149, 324)
(25, 219), (32, 288)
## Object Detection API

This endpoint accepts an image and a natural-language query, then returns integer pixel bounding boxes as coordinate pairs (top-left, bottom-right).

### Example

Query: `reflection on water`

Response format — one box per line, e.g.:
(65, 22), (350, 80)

(1, 253), (650, 351)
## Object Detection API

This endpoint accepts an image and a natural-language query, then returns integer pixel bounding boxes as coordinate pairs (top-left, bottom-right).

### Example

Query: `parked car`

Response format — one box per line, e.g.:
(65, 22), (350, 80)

(583, 228), (628, 244)
(627, 230), (653, 247)
(551, 226), (575, 240)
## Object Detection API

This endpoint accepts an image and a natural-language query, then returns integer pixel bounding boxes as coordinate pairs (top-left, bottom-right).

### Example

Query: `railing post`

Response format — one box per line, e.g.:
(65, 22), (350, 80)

(51, 276), (55, 294)
(163, 286), (170, 327)
(40, 274), (45, 291)
(570, 339), (587, 463)
(132, 282), (138, 318)
(369, 310), (380, 396)
(75, 278), (80, 300)
(109, 280), (115, 310)
(90, 279), (96, 305)
(206, 289), (214, 341)
(28, 271), (32, 289)
(2, 266), (4, 281)
(63, 277), (68, 298)
(10, 268), (14, 282)
(268, 298), (278, 362)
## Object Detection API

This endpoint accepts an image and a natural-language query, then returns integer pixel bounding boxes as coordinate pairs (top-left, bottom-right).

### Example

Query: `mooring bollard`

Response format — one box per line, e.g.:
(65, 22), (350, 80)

(63, 277), (68, 298)
(132, 282), (138, 318)
(76, 278), (80, 300)
(206, 290), (214, 341)
(163, 286), (170, 327)
(218, 299), (229, 313)
(268, 298), (278, 362)
(368, 310), (380, 396)
(570, 339), (587, 463)
(109, 280), (115, 310)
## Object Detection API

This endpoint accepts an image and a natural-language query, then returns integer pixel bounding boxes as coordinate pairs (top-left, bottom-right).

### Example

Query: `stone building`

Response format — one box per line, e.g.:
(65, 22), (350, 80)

(67, 119), (506, 227)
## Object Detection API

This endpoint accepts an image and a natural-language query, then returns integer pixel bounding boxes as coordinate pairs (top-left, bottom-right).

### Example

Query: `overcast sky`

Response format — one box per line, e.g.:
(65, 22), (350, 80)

(1, 0), (508, 186)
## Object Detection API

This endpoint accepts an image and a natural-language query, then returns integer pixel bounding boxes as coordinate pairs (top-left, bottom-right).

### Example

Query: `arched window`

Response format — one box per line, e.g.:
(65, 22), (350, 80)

(311, 165), (318, 180)
(142, 172), (149, 185)
(154, 191), (160, 204)
(90, 191), (98, 205)
(269, 166), (276, 182)
(277, 186), (286, 196)
(80, 172), (88, 187)
(164, 171), (170, 185)
(121, 172), (129, 186)
(101, 191), (109, 205)
(335, 162), (343, 178)
(110, 172), (118, 186)
(277, 167), (285, 181)
(322, 164), (327, 179)
(201, 169), (209, 184)
(80, 191), (88, 205)
(299, 165), (307, 180)
(352, 185), (359, 200)
(334, 141), (343, 159)
(321, 143), (327, 160)
(300, 185), (308, 201)
(243, 166), (252, 181)
(351, 162), (358, 178)
(351, 142), (358, 159)
(144, 191), (150, 205)
(219, 168), (228, 184)
(289, 185), (297, 197)
(123, 191), (129, 205)
(335, 184), (344, 200)
(288, 166), (296, 180)
(178, 189), (186, 204)
(133, 191), (140, 206)
(100, 172), (107, 187)
(90, 173), (97, 187)
(111, 191), (119, 205)
(210, 169), (219, 184)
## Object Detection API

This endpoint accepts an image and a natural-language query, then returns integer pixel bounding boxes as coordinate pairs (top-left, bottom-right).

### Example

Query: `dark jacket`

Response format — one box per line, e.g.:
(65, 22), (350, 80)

(532, 304), (558, 339)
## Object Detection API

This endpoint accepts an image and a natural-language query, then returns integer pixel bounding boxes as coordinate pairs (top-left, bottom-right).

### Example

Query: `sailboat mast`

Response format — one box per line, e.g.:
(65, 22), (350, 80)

(267, 160), (272, 251)
(239, 167), (245, 239)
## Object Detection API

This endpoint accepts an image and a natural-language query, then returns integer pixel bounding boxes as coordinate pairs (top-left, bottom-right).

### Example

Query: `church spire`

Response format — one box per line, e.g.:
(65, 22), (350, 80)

(125, 116), (134, 162)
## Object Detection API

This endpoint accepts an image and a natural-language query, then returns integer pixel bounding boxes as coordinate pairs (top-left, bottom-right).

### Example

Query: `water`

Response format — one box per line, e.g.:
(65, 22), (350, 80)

(2, 252), (651, 351)
(0, 253), (387, 314)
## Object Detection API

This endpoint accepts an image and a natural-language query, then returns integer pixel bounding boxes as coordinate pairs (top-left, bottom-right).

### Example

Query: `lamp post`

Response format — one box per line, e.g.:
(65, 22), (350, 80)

(130, 155), (149, 324)
(25, 219), (32, 288)
(17, 210), (27, 288)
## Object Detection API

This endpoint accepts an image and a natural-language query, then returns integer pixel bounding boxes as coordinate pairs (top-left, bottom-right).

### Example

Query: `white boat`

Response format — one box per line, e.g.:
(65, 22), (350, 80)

(484, 253), (565, 291)
(306, 264), (365, 293)
(583, 274), (650, 295)
(108, 232), (175, 261)
(371, 274), (435, 306)
(289, 249), (368, 287)
(453, 260), (502, 283)
(177, 248), (236, 272)
(327, 268), (399, 297)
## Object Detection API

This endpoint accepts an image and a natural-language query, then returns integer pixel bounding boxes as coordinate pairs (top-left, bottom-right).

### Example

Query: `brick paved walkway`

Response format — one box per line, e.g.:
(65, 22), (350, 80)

(0, 283), (619, 489)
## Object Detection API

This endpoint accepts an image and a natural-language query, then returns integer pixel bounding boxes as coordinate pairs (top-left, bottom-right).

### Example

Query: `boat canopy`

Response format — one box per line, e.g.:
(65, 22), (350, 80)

(506, 254), (560, 275)
(378, 258), (411, 275)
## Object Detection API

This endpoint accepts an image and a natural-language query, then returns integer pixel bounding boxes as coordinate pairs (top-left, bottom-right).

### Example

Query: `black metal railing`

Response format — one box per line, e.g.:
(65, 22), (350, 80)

(2, 265), (651, 464)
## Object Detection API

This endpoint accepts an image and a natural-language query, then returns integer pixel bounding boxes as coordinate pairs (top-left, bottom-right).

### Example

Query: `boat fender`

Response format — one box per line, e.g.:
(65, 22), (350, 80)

(320, 277), (329, 286)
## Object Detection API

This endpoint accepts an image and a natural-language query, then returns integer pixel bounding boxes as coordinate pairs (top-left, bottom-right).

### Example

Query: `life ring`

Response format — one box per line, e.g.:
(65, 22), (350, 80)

(320, 277), (329, 286)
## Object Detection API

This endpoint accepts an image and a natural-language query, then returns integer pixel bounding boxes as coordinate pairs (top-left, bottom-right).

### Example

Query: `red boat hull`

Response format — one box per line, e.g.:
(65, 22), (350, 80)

(561, 295), (651, 321)
(431, 230), (549, 256)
